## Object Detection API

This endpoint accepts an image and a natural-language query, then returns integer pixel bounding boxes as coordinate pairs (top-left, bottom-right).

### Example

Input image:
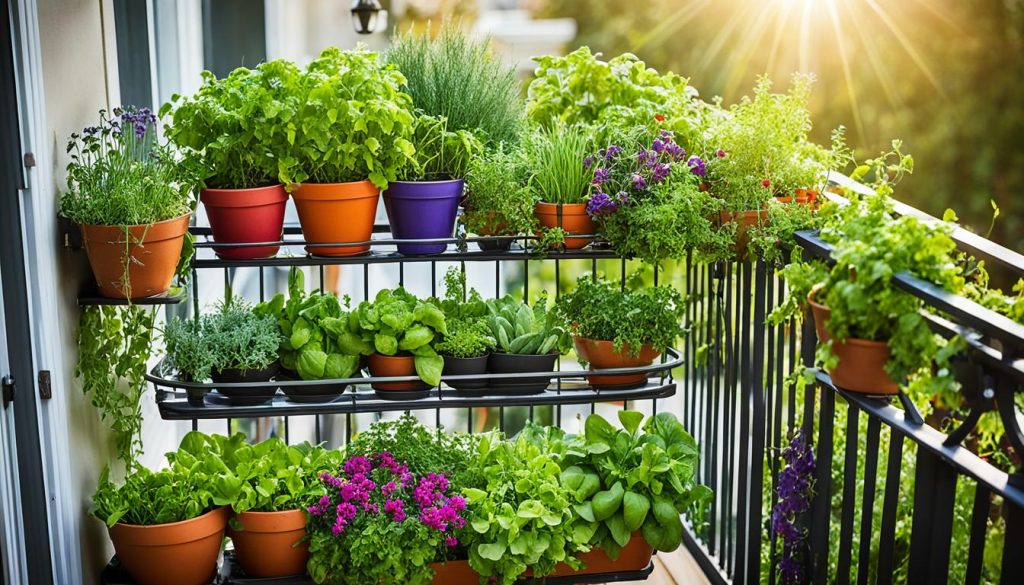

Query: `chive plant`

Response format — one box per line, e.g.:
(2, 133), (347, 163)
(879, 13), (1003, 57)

(530, 126), (593, 204)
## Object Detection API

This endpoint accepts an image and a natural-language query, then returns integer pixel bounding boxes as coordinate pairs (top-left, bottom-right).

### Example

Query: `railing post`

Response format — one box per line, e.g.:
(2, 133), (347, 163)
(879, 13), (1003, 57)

(907, 447), (958, 585)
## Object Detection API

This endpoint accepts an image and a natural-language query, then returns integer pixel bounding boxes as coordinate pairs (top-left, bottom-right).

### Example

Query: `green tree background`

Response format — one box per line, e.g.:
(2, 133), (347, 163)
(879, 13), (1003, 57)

(539, 0), (1024, 259)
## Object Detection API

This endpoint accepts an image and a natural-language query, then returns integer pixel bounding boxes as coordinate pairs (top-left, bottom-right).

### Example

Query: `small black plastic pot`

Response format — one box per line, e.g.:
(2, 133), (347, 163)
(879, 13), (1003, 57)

(277, 371), (348, 403)
(488, 352), (558, 395)
(442, 354), (489, 394)
(477, 238), (513, 252)
(210, 362), (281, 406)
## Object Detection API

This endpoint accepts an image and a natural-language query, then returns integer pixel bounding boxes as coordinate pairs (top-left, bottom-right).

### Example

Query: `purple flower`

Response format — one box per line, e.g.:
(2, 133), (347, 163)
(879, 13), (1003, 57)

(687, 156), (707, 177)
(592, 167), (610, 184)
(666, 141), (686, 160)
(652, 138), (666, 153)
(631, 174), (647, 190)
(586, 192), (619, 216)
(445, 536), (459, 548)
(773, 431), (815, 584)
(652, 162), (671, 183)
(319, 472), (343, 490)
(583, 155), (594, 169)
(384, 498), (406, 522)
(605, 145), (622, 159)
(343, 455), (372, 476)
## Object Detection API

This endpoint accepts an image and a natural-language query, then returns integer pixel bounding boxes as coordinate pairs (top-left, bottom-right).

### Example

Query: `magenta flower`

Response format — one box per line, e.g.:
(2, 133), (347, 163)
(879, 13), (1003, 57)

(716, 148), (727, 158)
(445, 536), (459, 548)
(343, 456), (371, 476)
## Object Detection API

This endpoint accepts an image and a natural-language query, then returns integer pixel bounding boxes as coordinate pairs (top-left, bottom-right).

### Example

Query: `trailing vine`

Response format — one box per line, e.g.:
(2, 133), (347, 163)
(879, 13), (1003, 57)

(76, 305), (156, 464)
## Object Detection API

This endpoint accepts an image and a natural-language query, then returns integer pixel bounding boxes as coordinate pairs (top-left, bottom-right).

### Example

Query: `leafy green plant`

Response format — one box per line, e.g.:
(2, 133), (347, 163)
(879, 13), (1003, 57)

(527, 47), (708, 149)
(461, 431), (590, 583)
(164, 298), (282, 381)
(555, 276), (686, 354)
(529, 125), (593, 204)
(555, 412), (711, 557)
(61, 107), (196, 226)
(463, 143), (538, 237)
(386, 26), (523, 146)
(435, 268), (495, 359)
(283, 47), (416, 189)
(76, 305), (155, 463)
(397, 114), (483, 181)
(161, 61), (298, 189)
(91, 464), (221, 528)
(350, 288), (448, 386)
(253, 268), (360, 381)
(484, 294), (569, 355)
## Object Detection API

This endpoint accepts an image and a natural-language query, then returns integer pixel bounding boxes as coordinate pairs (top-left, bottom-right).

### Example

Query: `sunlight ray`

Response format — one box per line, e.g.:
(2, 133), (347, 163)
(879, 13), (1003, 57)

(798, 0), (813, 72)
(766, 0), (797, 75)
(723, 1), (788, 98)
(825, 0), (865, 143)
(905, 0), (968, 35)
(863, 0), (947, 97)
(841, 0), (901, 108)
(635, 0), (714, 55)
(697, 1), (756, 78)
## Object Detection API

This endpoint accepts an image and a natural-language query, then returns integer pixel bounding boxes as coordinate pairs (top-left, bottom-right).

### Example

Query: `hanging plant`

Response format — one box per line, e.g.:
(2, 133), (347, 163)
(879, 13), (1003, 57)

(772, 430), (815, 584)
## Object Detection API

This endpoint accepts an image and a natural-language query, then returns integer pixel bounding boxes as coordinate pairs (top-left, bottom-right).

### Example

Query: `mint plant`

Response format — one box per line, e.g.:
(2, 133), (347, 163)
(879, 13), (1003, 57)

(463, 142), (538, 237)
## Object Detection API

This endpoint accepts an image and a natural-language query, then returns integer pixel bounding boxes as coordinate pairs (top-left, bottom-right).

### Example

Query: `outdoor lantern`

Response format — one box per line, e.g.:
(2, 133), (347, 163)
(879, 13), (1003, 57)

(351, 0), (383, 34)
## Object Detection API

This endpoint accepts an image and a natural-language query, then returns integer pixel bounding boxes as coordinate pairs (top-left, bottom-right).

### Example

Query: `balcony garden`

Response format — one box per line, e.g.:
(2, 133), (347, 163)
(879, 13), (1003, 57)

(58, 24), (1024, 585)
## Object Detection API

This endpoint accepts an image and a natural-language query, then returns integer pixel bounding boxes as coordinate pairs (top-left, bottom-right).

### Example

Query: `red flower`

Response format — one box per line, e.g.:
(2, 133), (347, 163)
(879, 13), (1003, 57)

(761, 179), (771, 188)
(654, 114), (665, 122)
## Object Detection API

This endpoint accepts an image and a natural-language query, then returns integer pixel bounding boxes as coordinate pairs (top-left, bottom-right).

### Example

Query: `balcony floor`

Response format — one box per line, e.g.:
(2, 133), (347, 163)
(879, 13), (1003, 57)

(618, 548), (711, 585)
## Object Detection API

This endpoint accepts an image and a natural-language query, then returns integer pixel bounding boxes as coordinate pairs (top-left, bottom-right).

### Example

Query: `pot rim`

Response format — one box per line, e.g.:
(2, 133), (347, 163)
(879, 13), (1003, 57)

(77, 211), (192, 231)
(535, 201), (589, 211)
(233, 508), (307, 532)
(108, 506), (228, 545)
(290, 180), (379, 201)
(201, 184), (287, 195)
(386, 178), (465, 186)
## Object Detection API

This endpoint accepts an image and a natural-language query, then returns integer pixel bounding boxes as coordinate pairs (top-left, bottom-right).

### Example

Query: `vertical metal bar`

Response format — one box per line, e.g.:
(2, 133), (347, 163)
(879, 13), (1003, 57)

(836, 403), (860, 585)
(734, 261), (753, 581)
(811, 386), (835, 585)
(1001, 498), (1024, 585)
(706, 263), (720, 555)
(855, 417), (881, 585)
(745, 261), (768, 585)
(964, 484), (991, 585)
(875, 430), (904, 585)
(907, 448), (958, 585)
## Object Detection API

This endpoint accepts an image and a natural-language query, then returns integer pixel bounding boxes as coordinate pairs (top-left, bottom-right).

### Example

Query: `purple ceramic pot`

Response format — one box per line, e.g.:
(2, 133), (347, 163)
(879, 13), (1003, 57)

(383, 179), (464, 255)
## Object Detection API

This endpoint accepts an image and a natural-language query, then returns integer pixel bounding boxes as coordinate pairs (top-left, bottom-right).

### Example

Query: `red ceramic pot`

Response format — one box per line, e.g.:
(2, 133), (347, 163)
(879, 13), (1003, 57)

(201, 185), (288, 259)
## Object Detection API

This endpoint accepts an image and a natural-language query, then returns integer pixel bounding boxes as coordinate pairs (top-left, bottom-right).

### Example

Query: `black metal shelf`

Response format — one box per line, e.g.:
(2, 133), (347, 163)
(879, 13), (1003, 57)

(78, 286), (186, 306)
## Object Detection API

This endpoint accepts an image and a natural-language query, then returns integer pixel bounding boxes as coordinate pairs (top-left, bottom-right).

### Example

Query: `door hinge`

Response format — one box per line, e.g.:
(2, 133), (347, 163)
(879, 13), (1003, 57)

(23, 152), (35, 168)
(1, 376), (14, 409)
(38, 370), (51, 400)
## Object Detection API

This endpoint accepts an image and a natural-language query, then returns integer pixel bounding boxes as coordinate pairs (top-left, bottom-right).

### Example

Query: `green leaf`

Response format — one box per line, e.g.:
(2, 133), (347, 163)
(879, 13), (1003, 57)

(478, 542), (507, 561)
(608, 511), (631, 547)
(618, 410), (644, 435)
(622, 491), (650, 532)
(592, 481), (625, 521)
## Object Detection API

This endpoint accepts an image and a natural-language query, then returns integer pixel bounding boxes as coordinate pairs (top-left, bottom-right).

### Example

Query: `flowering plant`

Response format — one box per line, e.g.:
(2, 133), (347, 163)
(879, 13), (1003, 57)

(772, 431), (815, 584)
(583, 129), (691, 217)
(306, 453), (468, 585)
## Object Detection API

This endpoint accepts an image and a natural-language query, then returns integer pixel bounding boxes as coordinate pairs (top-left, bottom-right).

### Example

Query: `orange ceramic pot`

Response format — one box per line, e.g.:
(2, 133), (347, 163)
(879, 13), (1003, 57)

(535, 202), (596, 250)
(807, 292), (898, 395)
(229, 509), (308, 578)
(718, 209), (769, 257)
(573, 337), (660, 389)
(429, 560), (478, 584)
(80, 213), (191, 299)
(291, 180), (379, 256)
(367, 353), (430, 392)
(549, 533), (653, 577)
(776, 188), (819, 207)
(107, 506), (228, 585)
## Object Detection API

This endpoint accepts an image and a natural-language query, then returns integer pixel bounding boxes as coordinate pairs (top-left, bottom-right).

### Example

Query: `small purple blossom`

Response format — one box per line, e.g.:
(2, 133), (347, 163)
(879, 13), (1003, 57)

(592, 167), (610, 184)
(652, 162), (671, 183)
(652, 138), (666, 153)
(605, 145), (623, 159)
(445, 536), (459, 548)
(586, 192), (619, 217)
(583, 155), (594, 169)
(687, 156), (707, 177)
(343, 456), (372, 476)
(631, 173), (647, 190)
(773, 431), (815, 584)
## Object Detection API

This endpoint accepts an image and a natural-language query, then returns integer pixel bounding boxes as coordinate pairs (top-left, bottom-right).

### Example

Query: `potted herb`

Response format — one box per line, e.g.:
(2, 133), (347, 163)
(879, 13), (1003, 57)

(530, 125), (596, 250)
(485, 294), (569, 394)
(61, 107), (195, 299)
(253, 269), (361, 402)
(552, 412), (711, 572)
(349, 287), (448, 396)
(383, 114), (483, 255)
(285, 47), (416, 257)
(164, 298), (283, 405)
(91, 452), (231, 585)
(556, 277), (686, 388)
(435, 269), (495, 393)
(463, 143), (538, 251)
(175, 432), (342, 579)
(770, 192), (964, 396)
(161, 61), (296, 260)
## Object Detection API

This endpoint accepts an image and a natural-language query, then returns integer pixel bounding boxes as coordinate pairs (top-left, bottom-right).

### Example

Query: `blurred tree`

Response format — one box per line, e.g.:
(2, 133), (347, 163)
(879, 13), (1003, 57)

(537, 0), (1024, 261)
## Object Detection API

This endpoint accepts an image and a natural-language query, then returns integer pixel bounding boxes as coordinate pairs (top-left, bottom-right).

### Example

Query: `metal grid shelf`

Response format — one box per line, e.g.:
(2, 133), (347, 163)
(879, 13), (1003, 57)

(78, 286), (186, 306)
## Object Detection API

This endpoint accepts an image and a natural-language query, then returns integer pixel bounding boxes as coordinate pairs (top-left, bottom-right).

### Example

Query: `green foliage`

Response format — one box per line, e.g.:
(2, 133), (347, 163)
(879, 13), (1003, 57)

(172, 432), (342, 514)
(484, 294), (569, 355)
(529, 125), (593, 204)
(461, 432), (589, 583)
(386, 26), (523, 146)
(161, 62), (298, 189)
(435, 268), (496, 359)
(463, 143), (538, 236)
(76, 305), (155, 463)
(61, 107), (195, 226)
(253, 268), (360, 381)
(526, 47), (708, 148)
(556, 276), (687, 355)
(164, 298), (282, 381)
(350, 288), (448, 386)
(397, 114), (483, 180)
(284, 47), (416, 188)
(90, 464), (221, 528)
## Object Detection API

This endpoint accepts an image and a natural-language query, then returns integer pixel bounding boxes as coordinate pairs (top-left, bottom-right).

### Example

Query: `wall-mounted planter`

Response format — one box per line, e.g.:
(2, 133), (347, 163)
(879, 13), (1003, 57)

(535, 202), (595, 250)
(573, 337), (659, 389)
(442, 354), (489, 393)
(383, 179), (463, 255)
(488, 351), (558, 395)
(80, 213), (191, 299)
(106, 506), (228, 585)
(291, 180), (379, 256)
(229, 509), (309, 579)
(210, 362), (281, 406)
(429, 560), (478, 584)
(808, 292), (898, 395)
(200, 185), (288, 259)
(549, 532), (653, 577)
(368, 352), (431, 397)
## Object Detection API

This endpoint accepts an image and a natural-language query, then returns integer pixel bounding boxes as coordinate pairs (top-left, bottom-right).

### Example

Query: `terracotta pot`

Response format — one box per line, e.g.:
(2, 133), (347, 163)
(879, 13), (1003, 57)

(429, 560), (478, 584)
(291, 180), (379, 256)
(80, 213), (191, 299)
(107, 506), (228, 585)
(807, 292), (898, 395)
(467, 211), (513, 252)
(573, 337), (659, 389)
(367, 353), (430, 393)
(229, 509), (309, 578)
(201, 185), (288, 259)
(776, 188), (820, 208)
(549, 533), (653, 577)
(535, 202), (596, 250)
(718, 209), (769, 258)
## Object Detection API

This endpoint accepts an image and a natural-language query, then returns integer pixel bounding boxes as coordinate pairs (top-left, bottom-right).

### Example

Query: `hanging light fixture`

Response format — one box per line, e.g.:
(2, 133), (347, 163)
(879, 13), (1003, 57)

(351, 0), (383, 35)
